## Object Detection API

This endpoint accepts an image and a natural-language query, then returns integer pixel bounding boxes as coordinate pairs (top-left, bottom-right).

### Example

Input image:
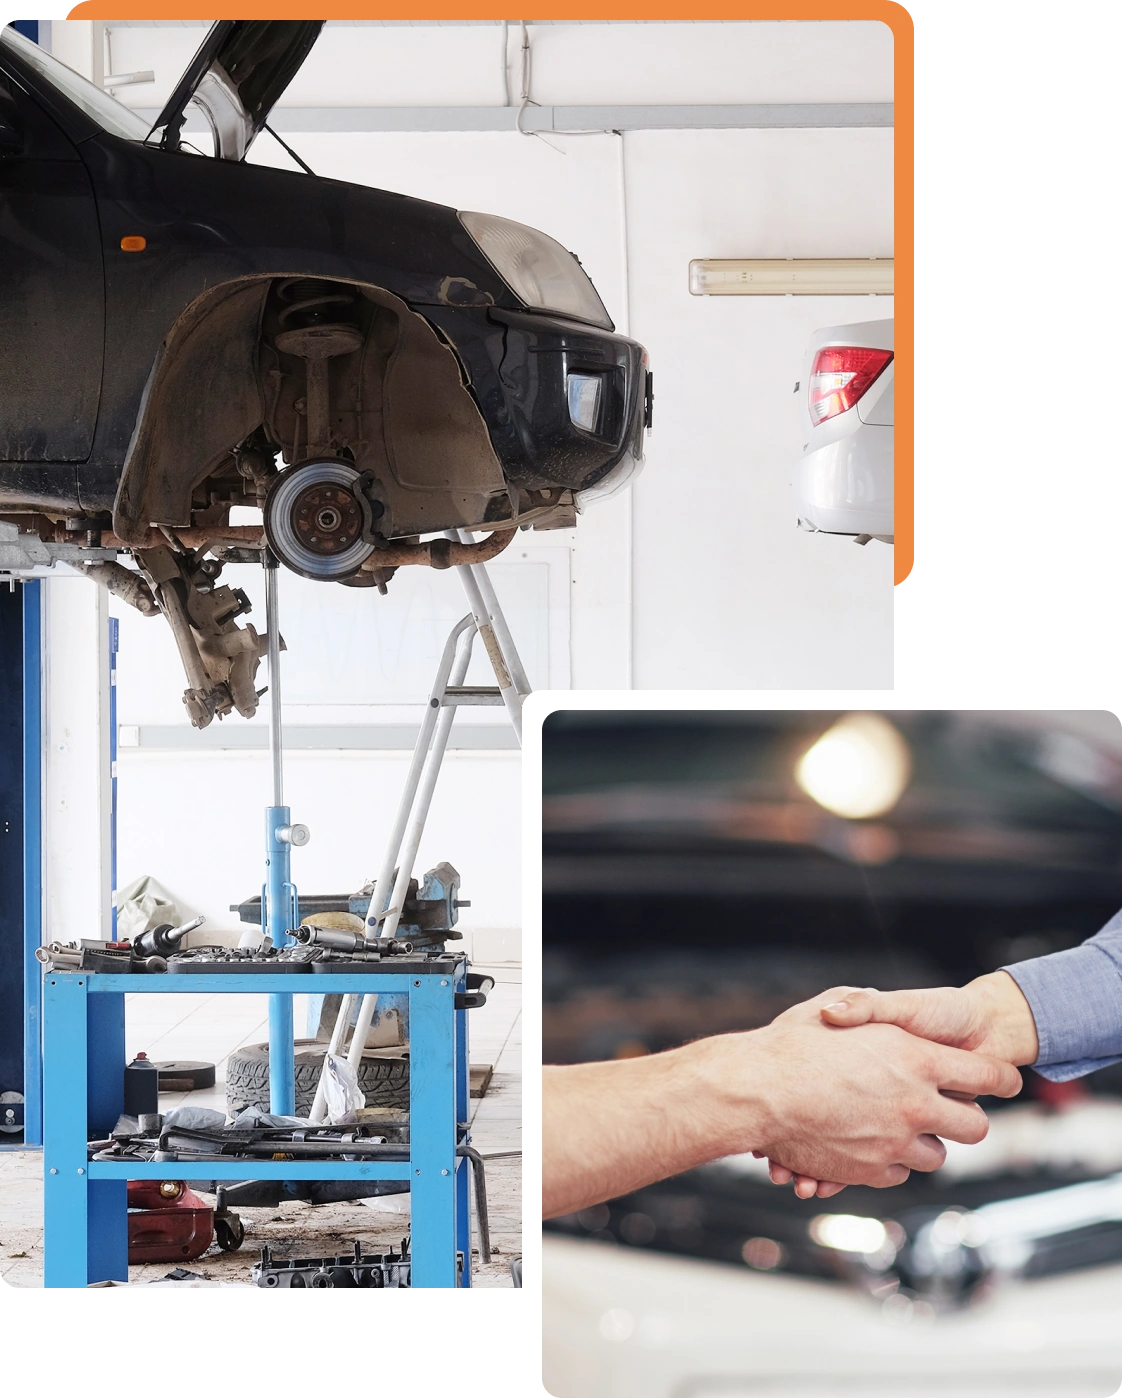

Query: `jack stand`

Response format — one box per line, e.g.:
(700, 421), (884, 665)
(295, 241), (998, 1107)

(307, 534), (530, 1123)
(262, 553), (309, 1116)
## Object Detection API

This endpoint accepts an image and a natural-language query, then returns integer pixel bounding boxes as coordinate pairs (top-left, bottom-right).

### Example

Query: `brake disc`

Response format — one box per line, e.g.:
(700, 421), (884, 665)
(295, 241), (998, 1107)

(263, 459), (376, 581)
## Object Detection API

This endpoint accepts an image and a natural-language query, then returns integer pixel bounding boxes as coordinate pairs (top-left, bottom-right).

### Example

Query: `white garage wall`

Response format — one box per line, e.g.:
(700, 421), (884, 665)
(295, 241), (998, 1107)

(110, 565), (524, 943)
(114, 748), (521, 943)
(623, 127), (894, 687)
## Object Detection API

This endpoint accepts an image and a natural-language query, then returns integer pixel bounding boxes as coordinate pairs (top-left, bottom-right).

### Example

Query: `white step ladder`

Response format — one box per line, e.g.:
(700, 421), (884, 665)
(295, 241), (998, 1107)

(307, 529), (530, 1121)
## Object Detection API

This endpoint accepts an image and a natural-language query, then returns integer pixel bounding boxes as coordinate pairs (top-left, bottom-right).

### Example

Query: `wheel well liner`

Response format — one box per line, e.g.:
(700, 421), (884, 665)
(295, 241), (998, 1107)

(112, 275), (505, 546)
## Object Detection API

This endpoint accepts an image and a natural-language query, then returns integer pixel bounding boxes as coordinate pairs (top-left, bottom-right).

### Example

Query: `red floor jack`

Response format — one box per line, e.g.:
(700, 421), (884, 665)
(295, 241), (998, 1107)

(127, 1180), (244, 1263)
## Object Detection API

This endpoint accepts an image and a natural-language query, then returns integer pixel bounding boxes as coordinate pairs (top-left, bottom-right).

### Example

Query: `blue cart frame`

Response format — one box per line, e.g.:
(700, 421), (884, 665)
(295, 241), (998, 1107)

(42, 964), (473, 1288)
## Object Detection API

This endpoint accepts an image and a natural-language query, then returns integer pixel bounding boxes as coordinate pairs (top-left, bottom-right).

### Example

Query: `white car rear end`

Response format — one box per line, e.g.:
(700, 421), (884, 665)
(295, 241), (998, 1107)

(793, 318), (893, 542)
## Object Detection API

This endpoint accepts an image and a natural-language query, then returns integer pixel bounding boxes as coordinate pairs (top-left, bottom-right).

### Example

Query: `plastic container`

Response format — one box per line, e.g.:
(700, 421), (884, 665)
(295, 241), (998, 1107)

(124, 1052), (160, 1116)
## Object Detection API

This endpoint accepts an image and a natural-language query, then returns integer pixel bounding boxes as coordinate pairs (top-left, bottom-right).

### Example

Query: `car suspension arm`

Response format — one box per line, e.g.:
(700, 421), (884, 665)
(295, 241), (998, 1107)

(360, 528), (515, 572)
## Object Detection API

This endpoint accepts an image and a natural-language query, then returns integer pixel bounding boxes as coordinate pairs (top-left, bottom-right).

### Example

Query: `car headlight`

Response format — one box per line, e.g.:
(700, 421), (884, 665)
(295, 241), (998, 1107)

(458, 211), (613, 330)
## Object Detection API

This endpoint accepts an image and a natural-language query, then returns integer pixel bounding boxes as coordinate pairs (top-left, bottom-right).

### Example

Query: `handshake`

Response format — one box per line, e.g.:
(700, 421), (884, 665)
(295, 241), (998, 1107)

(743, 970), (1039, 1199)
(542, 967), (1041, 1221)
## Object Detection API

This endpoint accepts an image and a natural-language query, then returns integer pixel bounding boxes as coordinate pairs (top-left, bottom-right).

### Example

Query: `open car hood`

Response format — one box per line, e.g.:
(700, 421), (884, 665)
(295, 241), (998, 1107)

(150, 19), (323, 160)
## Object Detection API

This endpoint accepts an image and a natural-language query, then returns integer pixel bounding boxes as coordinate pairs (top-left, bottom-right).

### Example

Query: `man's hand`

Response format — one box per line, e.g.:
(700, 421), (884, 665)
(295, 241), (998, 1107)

(762, 974), (1036, 1198)
(543, 987), (1023, 1218)
(817, 972), (1039, 1065)
(735, 991), (1022, 1189)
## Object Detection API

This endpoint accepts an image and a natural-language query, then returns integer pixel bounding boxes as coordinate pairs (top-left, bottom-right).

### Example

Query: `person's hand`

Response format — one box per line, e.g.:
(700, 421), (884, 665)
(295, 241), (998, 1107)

(760, 974), (1036, 1198)
(690, 987), (1023, 1195)
(818, 972), (1039, 1064)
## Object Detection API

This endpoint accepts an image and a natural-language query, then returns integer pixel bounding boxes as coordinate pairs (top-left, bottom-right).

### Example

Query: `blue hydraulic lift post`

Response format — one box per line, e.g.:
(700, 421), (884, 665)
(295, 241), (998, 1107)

(22, 579), (43, 1146)
(264, 555), (297, 1114)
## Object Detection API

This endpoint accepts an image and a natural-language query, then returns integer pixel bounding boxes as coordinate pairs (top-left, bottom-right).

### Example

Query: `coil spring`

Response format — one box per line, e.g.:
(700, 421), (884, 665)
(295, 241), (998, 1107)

(276, 277), (358, 329)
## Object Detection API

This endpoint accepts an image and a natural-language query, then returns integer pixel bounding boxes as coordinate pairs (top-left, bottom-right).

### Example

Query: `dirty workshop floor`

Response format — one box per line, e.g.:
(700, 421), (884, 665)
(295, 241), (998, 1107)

(0, 962), (521, 1288)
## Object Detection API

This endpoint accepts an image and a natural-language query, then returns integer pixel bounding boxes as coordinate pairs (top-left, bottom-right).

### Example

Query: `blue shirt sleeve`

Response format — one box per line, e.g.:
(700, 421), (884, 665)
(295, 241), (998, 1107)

(1002, 907), (1122, 1081)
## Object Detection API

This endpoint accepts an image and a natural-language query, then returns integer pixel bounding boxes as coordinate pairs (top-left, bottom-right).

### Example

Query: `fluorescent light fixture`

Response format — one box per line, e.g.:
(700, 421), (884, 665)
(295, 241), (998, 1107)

(795, 713), (911, 820)
(689, 258), (893, 296)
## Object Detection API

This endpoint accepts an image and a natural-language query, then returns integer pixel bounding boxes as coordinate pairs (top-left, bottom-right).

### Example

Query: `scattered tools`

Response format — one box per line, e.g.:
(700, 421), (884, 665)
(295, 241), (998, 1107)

(88, 1120), (492, 1266)
(35, 939), (144, 973)
(35, 914), (207, 974)
(132, 914), (205, 958)
(292, 922), (413, 956)
(166, 945), (319, 973)
(35, 930), (477, 980)
(90, 1121), (395, 1163)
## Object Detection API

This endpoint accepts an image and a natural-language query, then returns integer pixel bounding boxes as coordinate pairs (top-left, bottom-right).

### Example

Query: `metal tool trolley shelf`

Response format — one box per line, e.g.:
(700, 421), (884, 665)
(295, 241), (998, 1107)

(43, 963), (472, 1289)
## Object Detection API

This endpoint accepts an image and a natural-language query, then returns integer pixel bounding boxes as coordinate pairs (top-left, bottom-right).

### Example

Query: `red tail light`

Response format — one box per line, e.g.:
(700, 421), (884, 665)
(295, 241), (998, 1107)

(809, 346), (892, 424)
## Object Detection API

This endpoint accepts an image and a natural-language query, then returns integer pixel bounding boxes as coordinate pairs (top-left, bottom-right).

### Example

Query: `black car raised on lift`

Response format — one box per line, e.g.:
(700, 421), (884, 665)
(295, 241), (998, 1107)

(0, 21), (650, 724)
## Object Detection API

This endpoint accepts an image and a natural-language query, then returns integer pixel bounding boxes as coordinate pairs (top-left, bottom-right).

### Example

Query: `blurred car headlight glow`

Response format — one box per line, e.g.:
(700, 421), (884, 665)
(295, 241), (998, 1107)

(458, 210), (613, 329)
(795, 713), (911, 820)
(810, 1213), (889, 1254)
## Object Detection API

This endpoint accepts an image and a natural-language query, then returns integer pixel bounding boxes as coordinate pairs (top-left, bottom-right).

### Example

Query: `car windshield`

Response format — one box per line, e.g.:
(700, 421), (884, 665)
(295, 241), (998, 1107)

(1, 25), (152, 142)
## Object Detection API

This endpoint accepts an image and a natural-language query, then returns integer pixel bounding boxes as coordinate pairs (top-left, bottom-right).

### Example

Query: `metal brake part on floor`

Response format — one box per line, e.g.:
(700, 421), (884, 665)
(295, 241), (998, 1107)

(155, 1060), (216, 1092)
(253, 1239), (416, 1288)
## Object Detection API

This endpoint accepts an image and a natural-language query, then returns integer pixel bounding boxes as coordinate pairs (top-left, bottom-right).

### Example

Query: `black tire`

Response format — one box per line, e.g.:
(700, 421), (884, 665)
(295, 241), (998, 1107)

(225, 1040), (409, 1118)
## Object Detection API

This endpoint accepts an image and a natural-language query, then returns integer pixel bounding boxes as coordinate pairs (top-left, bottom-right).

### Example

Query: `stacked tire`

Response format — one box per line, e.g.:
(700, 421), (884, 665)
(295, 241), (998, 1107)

(224, 1040), (409, 1118)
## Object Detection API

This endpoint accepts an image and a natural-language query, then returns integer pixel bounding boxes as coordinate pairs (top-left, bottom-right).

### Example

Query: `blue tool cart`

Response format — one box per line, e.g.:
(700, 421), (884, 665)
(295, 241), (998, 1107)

(42, 962), (474, 1288)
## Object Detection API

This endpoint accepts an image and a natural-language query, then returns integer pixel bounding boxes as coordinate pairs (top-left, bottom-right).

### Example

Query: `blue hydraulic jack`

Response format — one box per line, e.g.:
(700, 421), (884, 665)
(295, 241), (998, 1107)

(262, 552), (308, 1116)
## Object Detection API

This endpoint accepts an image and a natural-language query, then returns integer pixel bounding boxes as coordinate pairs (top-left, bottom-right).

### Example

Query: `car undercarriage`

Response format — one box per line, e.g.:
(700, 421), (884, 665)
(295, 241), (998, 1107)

(0, 272), (619, 728)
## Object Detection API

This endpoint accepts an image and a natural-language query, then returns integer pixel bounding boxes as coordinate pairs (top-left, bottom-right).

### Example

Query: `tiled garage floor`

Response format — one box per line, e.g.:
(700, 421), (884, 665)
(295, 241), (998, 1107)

(0, 962), (521, 1288)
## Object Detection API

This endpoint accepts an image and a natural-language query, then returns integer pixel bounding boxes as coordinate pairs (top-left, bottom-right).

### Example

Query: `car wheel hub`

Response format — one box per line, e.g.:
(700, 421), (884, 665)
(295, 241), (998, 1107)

(264, 459), (375, 580)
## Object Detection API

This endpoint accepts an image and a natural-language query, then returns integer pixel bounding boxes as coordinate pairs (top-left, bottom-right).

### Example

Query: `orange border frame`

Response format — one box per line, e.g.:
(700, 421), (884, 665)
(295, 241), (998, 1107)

(65, 4), (913, 584)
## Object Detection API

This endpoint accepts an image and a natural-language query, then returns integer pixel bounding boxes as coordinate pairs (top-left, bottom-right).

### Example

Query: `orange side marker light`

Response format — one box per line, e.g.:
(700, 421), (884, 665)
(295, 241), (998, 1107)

(120, 235), (147, 252)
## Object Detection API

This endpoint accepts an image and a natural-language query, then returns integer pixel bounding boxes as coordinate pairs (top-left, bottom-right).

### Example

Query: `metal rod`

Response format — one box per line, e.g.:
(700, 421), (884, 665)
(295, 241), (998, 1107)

(343, 990), (382, 1075)
(263, 553), (295, 1115)
(264, 553), (283, 808)
(450, 533), (527, 746)
(306, 991), (358, 1125)
(460, 1145), (492, 1264)
(364, 614), (476, 934)
(337, 623), (475, 1102)
(454, 529), (532, 696)
(310, 614), (477, 1121)
(379, 624), (474, 942)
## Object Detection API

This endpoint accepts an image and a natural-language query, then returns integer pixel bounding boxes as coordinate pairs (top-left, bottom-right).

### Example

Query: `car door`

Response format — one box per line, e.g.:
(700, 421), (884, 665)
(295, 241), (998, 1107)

(0, 64), (103, 466)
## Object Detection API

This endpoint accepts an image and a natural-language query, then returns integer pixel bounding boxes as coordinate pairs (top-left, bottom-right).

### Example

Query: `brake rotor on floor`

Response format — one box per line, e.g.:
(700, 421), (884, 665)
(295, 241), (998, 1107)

(155, 1061), (216, 1092)
(263, 459), (376, 580)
